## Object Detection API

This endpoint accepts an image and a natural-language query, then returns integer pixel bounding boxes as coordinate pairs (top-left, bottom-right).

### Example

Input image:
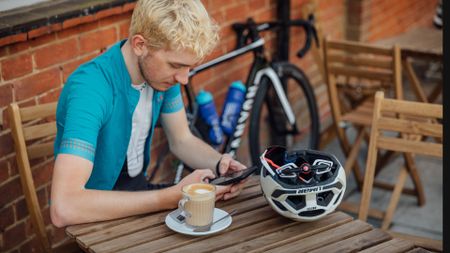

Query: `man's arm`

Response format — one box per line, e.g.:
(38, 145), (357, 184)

(160, 108), (222, 172)
(50, 154), (214, 227)
(160, 109), (247, 200)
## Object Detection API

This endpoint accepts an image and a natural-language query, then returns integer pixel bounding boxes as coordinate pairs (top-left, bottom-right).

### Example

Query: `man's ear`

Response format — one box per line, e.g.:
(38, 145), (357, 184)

(130, 34), (147, 57)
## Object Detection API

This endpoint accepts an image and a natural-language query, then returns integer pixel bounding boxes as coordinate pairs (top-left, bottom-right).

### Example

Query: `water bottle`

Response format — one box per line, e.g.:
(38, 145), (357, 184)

(196, 89), (224, 146)
(220, 81), (246, 135)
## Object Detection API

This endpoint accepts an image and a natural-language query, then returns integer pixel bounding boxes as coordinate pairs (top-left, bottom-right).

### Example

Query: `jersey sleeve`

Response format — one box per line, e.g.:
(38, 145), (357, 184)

(56, 70), (112, 162)
(161, 83), (184, 113)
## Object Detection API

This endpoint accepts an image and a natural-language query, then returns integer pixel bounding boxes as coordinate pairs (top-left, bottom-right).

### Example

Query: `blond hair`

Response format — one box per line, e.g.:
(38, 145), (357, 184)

(129, 0), (219, 60)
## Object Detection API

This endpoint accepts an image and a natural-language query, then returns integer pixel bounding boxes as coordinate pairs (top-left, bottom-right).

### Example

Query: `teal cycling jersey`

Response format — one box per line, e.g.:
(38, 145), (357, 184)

(54, 40), (184, 190)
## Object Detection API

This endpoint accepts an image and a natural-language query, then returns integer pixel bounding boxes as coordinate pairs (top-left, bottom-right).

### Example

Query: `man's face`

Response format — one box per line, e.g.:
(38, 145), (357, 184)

(137, 47), (199, 91)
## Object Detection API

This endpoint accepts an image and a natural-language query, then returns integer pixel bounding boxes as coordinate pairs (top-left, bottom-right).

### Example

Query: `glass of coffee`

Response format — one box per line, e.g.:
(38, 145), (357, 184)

(178, 183), (216, 227)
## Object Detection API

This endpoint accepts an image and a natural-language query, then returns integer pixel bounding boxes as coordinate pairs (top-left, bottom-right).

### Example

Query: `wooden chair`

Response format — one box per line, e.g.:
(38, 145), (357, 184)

(8, 102), (80, 253)
(323, 37), (426, 218)
(358, 91), (442, 251)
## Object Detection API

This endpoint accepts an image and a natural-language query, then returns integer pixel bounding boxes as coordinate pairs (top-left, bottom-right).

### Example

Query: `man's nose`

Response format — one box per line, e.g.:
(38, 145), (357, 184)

(175, 68), (190, 85)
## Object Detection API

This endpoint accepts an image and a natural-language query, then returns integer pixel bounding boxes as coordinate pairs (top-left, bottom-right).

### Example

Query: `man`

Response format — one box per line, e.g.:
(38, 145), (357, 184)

(50, 0), (246, 227)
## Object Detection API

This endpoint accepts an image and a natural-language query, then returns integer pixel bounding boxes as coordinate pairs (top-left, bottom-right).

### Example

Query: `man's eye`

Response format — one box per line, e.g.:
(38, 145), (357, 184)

(170, 63), (181, 69)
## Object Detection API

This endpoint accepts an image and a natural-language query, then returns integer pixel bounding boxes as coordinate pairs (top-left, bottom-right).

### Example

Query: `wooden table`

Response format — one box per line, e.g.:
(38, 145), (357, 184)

(375, 27), (442, 103)
(66, 176), (431, 253)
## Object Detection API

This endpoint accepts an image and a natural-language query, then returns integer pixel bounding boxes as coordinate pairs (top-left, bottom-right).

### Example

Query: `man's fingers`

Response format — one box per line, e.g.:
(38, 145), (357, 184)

(218, 154), (232, 175)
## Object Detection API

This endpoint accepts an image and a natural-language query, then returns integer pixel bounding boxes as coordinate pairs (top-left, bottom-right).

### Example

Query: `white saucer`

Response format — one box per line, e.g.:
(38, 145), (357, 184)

(165, 208), (232, 236)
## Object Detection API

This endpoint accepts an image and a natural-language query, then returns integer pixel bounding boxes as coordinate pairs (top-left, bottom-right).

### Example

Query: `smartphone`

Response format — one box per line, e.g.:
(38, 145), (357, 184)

(210, 165), (258, 185)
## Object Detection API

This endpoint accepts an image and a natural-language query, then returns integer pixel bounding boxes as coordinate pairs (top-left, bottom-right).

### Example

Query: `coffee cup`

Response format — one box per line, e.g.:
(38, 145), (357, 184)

(178, 183), (216, 227)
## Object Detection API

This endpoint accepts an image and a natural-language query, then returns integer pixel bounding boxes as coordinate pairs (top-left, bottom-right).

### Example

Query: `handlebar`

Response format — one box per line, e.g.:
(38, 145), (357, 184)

(232, 15), (319, 58)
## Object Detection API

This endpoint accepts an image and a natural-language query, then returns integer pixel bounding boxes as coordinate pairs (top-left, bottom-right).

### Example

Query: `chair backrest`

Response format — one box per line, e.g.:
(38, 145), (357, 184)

(358, 91), (442, 221)
(323, 38), (403, 122)
(8, 102), (57, 253)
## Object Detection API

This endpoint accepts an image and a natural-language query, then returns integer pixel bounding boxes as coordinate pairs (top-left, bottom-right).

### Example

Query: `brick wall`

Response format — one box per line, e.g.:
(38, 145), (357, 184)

(347, 0), (437, 41)
(0, 0), (437, 252)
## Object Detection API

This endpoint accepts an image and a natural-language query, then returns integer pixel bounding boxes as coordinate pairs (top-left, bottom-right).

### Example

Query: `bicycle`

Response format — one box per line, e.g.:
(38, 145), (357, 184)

(150, 16), (320, 184)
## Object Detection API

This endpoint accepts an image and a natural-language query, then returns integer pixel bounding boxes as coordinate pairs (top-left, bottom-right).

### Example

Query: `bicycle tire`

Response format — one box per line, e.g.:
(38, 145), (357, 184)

(249, 62), (320, 167)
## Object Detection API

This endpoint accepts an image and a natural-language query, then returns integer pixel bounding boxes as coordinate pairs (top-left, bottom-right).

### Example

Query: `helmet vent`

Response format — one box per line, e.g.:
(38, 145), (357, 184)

(299, 209), (325, 217)
(272, 199), (287, 211)
(286, 195), (306, 210)
(333, 192), (343, 205)
(317, 191), (334, 207)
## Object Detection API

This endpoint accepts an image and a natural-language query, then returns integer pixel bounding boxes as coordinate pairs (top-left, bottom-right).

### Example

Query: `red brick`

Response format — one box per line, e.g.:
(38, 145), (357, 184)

(8, 157), (18, 178)
(79, 27), (117, 54)
(0, 205), (15, 232)
(1, 54), (33, 80)
(95, 6), (123, 20)
(57, 21), (99, 39)
(50, 225), (68, 245)
(3, 222), (26, 251)
(0, 132), (14, 158)
(28, 33), (56, 49)
(0, 160), (9, 183)
(0, 47), (8, 58)
(14, 198), (27, 221)
(0, 83), (13, 107)
(7, 41), (31, 55)
(27, 23), (62, 39)
(34, 38), (79, 69)
(38, 88), (62, 104)
(98, 13), (130, 27)
(249, 0), (268, 9)
(32, 163), (53, 189)
(13, 68), (61, 101)
(122, 2), (136, 12)
(119, 21), (131, 40)
(0, 177), (23, 208)
(16, 187), (48, 221)
(19, 237), (44, 253)
(0, 33), (27, 48)
(224, 4), (249, 23)
(62, 15), (96, 30)
(61, 53), (97, 82)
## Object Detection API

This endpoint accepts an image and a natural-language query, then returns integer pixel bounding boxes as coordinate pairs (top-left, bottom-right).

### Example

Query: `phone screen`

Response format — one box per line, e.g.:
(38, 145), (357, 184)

(210, 166), (257, 185)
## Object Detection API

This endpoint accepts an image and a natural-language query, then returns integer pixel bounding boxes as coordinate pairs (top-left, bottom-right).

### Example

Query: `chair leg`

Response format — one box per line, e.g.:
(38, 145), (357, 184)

(404, 153), (426, 206)
(336, 126), (364, 190)
(381, 166), (408, 230)
(344, 127), (365, 186)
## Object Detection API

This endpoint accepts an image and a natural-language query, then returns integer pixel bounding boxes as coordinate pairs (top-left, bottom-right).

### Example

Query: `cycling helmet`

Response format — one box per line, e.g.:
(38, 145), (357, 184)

(260, 146), (346, 222)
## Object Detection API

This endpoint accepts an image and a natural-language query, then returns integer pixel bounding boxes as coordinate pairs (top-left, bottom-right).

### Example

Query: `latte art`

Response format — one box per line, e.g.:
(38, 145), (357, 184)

(194, 189), (211, 194)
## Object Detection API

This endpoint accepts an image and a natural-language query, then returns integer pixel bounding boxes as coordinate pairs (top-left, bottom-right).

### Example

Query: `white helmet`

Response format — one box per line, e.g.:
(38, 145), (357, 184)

(260, 146), (346, 222)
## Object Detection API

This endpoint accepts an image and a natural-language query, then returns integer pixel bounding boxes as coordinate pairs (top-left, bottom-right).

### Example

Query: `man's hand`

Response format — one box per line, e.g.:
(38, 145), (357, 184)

(216, 154), (248, 200)
(177, 169), (232, 201)
(177, 169), (215, 189)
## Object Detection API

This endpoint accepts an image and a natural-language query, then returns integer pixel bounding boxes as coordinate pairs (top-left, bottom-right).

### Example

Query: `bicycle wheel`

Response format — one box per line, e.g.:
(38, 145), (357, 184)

(249, 62), (320, 167)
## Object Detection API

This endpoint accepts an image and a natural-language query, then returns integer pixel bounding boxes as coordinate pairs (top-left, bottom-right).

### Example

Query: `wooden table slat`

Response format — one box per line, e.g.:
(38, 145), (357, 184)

(260, 219), (371, 253)
(90, 196), (270, 253)
(307, 229), (391, 253)
(116, 205), (280, 253)
(359, 238), (415, 253)
(406, 248), (433, 253)
(216, 212), (356, 253)
(66, 214), (140, 238)
(163, 217), (299, 253)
